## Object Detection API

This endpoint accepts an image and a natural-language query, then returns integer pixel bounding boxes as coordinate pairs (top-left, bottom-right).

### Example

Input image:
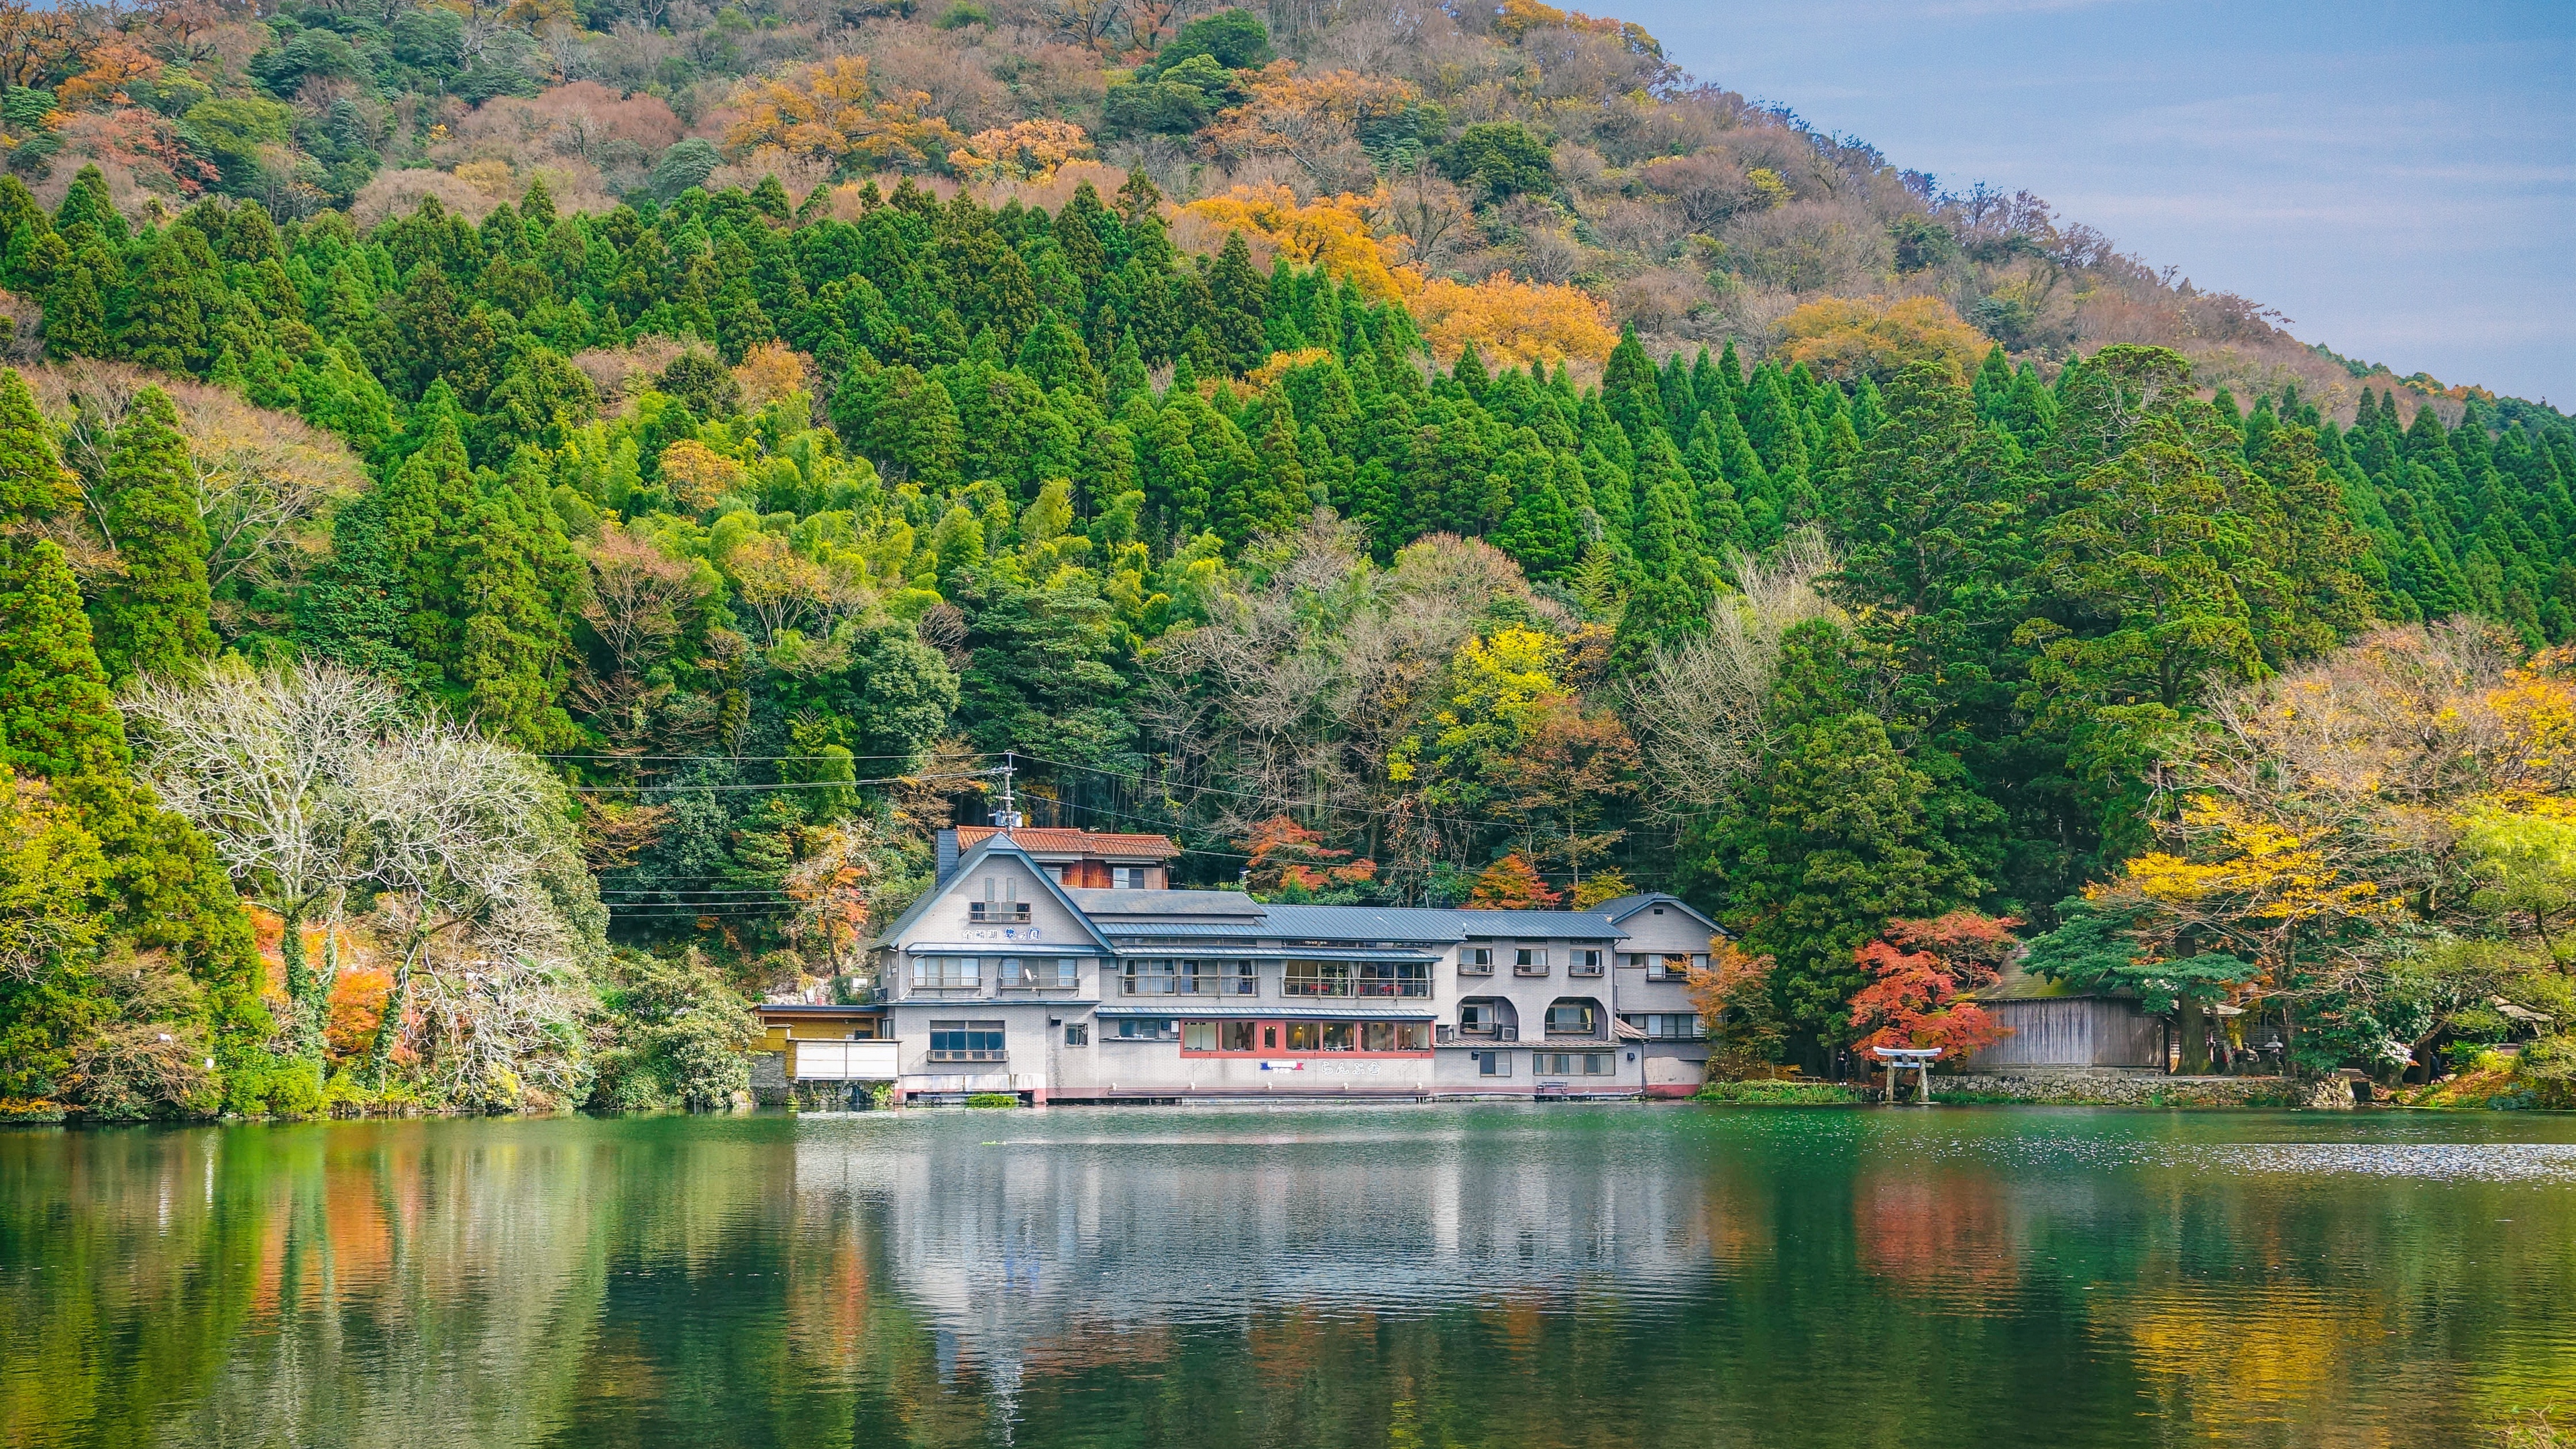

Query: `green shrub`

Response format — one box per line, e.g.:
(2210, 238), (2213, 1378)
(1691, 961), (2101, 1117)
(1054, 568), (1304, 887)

(967, 1091), (1018, 1108)
(1695, 1079), (1864, 1106)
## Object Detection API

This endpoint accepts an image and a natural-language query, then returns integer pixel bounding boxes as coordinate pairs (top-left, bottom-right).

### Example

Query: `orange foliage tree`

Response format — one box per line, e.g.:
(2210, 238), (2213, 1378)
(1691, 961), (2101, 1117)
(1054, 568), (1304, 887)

(1201, 63), (1418, 187)
(1686, 938), (1786, 1077)
(1465, 852), (1560, 910)
(1409, 271), (1618, 370)
(1778, 294), (1992, 384)
(1242, 814), (1377, 896)
(1181, 184), (1419, 301)
(950, 119), (1093, 184)
(1847, 912), (2020, 1059)
(724, 56), (961, 171)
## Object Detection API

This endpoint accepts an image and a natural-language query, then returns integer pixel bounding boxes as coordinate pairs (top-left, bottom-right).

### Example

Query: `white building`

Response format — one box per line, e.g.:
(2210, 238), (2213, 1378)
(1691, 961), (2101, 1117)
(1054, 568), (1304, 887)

(786, 828), (1720, 1104)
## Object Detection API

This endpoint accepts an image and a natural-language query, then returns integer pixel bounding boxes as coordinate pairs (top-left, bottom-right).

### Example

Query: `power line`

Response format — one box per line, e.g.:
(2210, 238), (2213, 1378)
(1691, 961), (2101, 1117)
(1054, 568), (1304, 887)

(1018, 753), (1549, 839)
(567, 769), (994, 796)
(543, 752), (994, 763)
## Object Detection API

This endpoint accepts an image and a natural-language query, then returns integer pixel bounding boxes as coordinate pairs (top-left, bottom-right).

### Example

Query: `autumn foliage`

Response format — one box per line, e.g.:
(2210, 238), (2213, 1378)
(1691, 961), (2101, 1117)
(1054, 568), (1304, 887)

(949, 120), (1094, 184)
(1777, 294), (1993, 384)
(1847, 912), (2020, 1059)
(1409, 271), (1619, 370)
(1181, 185), (1420, 301)
(1242, 814), (1377, 895)
(1465, 852), (1560, 910)
(723, 56), (962, 170)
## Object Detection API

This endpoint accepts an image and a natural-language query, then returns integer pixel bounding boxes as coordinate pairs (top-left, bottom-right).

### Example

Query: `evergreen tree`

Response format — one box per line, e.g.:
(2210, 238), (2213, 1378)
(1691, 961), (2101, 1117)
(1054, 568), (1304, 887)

(89, 388), (217, 682)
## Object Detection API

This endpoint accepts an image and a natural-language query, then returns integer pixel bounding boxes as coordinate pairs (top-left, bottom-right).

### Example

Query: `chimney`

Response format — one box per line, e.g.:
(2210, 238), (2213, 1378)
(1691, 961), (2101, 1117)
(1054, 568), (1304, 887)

(935, 828), (960, 885)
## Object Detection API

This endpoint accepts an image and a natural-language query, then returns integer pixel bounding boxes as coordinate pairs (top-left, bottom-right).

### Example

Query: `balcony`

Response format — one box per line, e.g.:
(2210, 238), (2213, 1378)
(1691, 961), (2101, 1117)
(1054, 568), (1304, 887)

(1568, 958), (1605, 978)
(1458, 960), (1495, 977)
(927, 1049), (1008, 1063)
(1513, 964), (1550, 978)
(1440, 1024), (1517, 1043)
(1122, 973), (1249, 997)
(970, 902), (1030, 924)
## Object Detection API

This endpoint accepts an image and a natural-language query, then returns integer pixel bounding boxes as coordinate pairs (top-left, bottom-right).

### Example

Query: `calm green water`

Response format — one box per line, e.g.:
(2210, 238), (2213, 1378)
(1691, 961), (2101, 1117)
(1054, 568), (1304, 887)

(5, 1105), (2576, 1448)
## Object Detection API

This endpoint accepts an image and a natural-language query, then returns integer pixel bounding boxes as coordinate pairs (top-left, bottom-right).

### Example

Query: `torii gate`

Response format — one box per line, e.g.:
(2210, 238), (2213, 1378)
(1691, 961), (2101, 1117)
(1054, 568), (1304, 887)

(1871, 1046), (1941, 1104)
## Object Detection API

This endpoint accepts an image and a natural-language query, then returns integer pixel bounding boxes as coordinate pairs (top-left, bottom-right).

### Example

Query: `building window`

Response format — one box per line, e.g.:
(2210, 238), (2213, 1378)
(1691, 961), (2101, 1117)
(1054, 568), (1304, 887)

(1113, 865), (1149, 889)
(969, 878), (1029, 924)
(1475, 1050), (1510, 1077)
(1356, 961), (1429, 997)
(1532, 1051), (1614, 1076)
(1122, 959), (1252, 996)
(1064, 1023), (1089, 1046)
(1183, 1021), (1219, 1051)
(1114, 1018), (1179, 1041)
(1544, 999), (1600, 1037)
(1460, 947), (1494, 975)
(928, 1020), (1006, 1061)
(1514, 947), (1548, 976)
(1362, 1022), (1430, 1051)
(1285, 960), (1354, 998)
(913, 955), (981, 989)
(1569, 949), (1605, 977)
(1004, 957), (1079, 989)
(1621, 1012), (1707, 1041)
(1284, 1021), (1322, 1051)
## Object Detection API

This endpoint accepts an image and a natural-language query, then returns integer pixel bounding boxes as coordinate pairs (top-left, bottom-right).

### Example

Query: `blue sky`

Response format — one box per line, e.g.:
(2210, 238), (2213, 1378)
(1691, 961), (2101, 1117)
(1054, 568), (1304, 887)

(1613, 0), (2576, 407)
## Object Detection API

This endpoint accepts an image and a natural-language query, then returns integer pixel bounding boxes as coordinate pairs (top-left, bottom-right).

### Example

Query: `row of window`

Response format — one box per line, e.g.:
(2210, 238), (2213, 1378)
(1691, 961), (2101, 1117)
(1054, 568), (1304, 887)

(1460, 948), (1605, 977)
(1106, 1018), (1434, 1053)
(1457, 999), (1603, 1036)
(912, 955), (1713, 994)
(914, 957), (1082, 990)
(1468, 1051), (1619, 1077)
(1625, 953), (1710, 981)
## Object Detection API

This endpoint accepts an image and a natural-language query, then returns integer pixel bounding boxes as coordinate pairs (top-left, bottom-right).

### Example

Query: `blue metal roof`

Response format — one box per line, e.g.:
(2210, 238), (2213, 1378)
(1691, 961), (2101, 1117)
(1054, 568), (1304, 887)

(1110, 947), (1439, 962)
(1450, 908), (1626, 940)
(1593, 894), (1724, 934)
(1093, 1004), (1437, 1021)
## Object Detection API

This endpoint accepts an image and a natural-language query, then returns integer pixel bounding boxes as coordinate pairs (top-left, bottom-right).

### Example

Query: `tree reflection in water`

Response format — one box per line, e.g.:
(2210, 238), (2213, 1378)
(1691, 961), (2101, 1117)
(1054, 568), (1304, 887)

(6, 1107), (2576, 1447)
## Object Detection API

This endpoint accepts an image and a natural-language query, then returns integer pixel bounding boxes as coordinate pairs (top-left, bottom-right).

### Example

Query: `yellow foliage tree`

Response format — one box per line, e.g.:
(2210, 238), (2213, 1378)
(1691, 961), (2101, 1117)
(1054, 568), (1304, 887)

(723, 56), (961, 170)
(1180, 185), (1419, 301)
(949, 119), (1094, 184)
(659, 439), (749, 511)
(732, 341), (812, 411)
(1409, 270), (1618, 370)
(1201, 63), (1417, 183)
(1777, 294), (1992, 383)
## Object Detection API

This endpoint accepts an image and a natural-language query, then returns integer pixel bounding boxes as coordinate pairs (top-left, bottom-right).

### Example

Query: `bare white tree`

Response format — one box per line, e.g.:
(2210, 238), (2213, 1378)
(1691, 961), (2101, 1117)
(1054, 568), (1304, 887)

(121, 660), (604, 1102)
(1622, 528), (1843, 818)
(121, 659), (405, 1051)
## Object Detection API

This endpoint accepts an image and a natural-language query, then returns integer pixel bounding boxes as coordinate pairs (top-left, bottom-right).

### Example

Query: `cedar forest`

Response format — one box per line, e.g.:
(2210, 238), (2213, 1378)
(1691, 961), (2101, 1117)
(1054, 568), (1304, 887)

(4, 0), (2576, 1119)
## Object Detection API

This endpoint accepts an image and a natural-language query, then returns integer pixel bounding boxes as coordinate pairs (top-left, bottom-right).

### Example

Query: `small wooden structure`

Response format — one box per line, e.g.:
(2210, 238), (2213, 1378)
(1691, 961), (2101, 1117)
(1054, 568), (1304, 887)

(1960, 967), (2163, 1069)
(1872, 1046), (1941, 1103)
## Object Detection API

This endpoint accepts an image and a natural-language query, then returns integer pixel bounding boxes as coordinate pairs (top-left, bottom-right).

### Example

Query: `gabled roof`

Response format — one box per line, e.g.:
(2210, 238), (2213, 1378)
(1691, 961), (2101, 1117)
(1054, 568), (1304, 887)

(873, 835), (1116, 952)
(1591, 893), (1723, 934)
(957, 826), (1179, 859)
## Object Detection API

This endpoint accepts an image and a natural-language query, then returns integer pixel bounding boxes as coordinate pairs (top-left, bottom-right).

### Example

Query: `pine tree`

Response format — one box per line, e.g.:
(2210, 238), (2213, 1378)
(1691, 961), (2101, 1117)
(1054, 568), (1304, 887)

(54, 164), (124, 245)
(89, 388), (217, 682)
(1208, 231), (1268, 373)
(452, 457), (580, 749)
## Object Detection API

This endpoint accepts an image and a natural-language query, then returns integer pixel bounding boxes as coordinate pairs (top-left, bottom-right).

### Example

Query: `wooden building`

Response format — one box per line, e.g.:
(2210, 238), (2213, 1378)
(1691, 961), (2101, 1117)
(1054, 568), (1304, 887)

(1959, 967), (2165, 1070)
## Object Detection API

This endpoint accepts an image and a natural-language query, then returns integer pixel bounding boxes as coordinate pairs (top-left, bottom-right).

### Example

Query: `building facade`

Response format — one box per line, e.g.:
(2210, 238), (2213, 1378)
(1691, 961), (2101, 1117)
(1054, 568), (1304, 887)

(808, 833), (1724, 1104)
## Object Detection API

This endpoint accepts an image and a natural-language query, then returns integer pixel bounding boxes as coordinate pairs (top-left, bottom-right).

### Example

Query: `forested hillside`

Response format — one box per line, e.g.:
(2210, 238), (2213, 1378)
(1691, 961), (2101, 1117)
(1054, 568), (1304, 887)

(3, 0), (2574, 1117)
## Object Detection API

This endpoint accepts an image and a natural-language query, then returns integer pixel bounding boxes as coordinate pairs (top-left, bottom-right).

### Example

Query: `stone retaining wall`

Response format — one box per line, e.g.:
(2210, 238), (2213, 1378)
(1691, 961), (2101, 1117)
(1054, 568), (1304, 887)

(1933, 1069), (2351, 1109)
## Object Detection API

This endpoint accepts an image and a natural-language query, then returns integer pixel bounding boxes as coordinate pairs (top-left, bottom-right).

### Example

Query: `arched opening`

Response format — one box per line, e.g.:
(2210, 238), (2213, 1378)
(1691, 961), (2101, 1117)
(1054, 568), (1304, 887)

(1458, 997), (1519, 1042)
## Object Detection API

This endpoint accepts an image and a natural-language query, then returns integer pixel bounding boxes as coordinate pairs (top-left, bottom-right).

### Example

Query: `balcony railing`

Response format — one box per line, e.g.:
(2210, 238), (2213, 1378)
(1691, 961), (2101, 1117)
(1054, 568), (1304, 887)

(1458, 959), (1494, 977)
(1444, 1024), (1517, 1043)
(1568, 960), (1605, 978)
(1285, 977), (1432, 998)
(1122, 973), (1252, 996)
(927, 1049), (1008, 1063)
(1513, 963), (1550, 977)
(970, 902), (1030, 924)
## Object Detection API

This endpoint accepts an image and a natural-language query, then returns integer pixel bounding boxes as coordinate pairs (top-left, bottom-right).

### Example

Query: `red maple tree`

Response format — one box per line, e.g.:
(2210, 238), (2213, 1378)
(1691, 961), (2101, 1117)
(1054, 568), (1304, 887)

(1848, 912), (2021, 1059)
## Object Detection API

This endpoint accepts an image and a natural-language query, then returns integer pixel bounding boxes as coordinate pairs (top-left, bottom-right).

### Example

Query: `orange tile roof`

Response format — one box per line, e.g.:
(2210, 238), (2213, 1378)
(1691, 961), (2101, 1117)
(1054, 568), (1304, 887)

(957, 826), (1181, 859)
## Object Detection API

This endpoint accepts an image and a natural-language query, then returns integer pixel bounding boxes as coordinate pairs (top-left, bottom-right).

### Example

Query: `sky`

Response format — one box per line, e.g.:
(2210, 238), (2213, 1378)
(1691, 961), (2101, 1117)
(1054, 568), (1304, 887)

(1612, 0), (2576, 407)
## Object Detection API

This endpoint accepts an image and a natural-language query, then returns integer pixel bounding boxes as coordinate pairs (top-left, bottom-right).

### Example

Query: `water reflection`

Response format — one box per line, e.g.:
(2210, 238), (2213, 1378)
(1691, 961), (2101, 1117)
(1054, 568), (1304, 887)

(5, 1106), (2576, 1448)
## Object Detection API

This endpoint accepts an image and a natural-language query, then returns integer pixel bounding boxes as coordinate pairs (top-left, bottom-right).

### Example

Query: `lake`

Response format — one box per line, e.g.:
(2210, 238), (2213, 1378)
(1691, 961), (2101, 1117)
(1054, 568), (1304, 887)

(5, 1104), (2574, 1448)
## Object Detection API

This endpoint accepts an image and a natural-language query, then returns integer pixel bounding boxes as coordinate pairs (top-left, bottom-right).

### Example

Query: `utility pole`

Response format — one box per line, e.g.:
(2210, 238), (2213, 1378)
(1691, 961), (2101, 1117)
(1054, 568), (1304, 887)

(994, 750), (1021, 835)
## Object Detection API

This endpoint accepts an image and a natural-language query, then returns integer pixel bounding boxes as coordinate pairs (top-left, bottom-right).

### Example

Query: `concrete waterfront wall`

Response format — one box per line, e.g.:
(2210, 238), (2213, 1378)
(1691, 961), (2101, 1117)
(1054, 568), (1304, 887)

(1935, 1068), (2350, 1108)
